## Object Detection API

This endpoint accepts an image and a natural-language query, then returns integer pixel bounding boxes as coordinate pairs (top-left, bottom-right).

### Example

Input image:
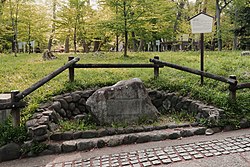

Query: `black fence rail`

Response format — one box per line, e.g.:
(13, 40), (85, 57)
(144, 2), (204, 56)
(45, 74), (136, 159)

(1, 56), (249, 126)
(0, 57), (80, 126)
(150, 58), (250, 102)
(68, 56), (164, 82)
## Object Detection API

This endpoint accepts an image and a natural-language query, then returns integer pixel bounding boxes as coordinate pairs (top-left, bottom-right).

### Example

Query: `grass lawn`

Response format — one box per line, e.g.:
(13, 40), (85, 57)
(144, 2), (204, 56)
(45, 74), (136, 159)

(0, 51), (249, 126)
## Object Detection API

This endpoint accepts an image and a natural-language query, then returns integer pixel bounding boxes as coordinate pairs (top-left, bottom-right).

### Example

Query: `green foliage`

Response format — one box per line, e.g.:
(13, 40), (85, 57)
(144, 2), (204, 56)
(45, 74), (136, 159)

(21, 141), (48, 155)
(169, 111), (196, 124)
(0, 51), (249, 129)
(0, 120), (28, 147)
(58, 115), (97, 132)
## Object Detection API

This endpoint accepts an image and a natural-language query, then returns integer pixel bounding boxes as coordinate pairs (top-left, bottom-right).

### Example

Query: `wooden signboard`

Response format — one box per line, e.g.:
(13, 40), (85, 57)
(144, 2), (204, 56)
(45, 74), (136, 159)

(189, 12), (213, 85)
(190, 13), (213, 34)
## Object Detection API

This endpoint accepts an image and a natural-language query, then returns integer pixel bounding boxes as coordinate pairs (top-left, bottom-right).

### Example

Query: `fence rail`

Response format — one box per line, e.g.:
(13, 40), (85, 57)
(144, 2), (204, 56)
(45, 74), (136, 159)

(236, 83), (250, 90)
(15, 57), (80, 100)
(1, 55), (249, 127)
(68, 56), (163, 82)
(150, 58), (249, 102)
(0, 57), (80, 126)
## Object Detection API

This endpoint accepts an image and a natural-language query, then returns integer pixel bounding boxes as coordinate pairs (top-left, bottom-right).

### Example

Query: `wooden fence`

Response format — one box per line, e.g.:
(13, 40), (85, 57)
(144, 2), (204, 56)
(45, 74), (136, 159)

(0, 57), (80, 126)
(68, 56), (164, 82)
(0, 56), (249, 126)
(150, 58), (250, 102)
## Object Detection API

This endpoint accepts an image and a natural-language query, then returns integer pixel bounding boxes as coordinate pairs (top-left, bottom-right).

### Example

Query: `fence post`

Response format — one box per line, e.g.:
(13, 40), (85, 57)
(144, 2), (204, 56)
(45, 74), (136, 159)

(154, 56), (159, 79)
(10, 90), (20, 127)
(68, 56), (75, 82)
(229, 75), (237, 102)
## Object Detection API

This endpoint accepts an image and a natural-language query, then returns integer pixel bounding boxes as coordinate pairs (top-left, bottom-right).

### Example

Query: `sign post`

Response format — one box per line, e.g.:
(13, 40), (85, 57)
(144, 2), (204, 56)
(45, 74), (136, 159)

(189, 12), (213, 85)
(156, 40), (160, 52)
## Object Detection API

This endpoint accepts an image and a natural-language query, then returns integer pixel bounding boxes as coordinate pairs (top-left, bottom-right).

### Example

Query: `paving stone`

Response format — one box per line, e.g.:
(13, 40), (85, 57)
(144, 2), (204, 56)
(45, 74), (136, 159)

(217, 148), (225, 152)
(225, 147), (233, 151)
(179, 153), (189, 156)
(111, 163), (120, 167)
(156, 151), (165, 156)
(45, 165), (53, 167)
(230, 150), (238, 153)
(232, 146), (240, 149)
(222, 151), (230, 155)
(189, 151), (198, 155)
(102, 164), (110, 167)
(204, 146), (213, 150)
(123, 165), (131, 167)
(152, 160), (161, 165)
(130, 160), (139, 164)
(239, 144), (247, 148)
(139, 158), (148, 162)
(167, 151), (176, 155)
(204, 153), (214, 157)
(183, 155), (192, 160)
(122, 161), (130, 166)
(209, 149), (218, 153)
(194, 154), (204, 159)
(168, 154), (178, 158)
(237, 148), (245, 152)
(176, 149), (186, 153)
(147, 154), (155, 158)
(133, 164), (141, 167)
(171, 157), (182, 162)
(149, 157), (158, 161)
(129, 157), (137, 161)
(158, 155), (169, 160)
(162, 158), (172, 164)
(214, 152), (222, 156)
(142, 161), (152, 167)
(54, 163), (63, 167)
(244, 147), (250, 151)
(102, 161), (110, 164)
(196, 147), (204, 151)
(111, 159), (118, 163)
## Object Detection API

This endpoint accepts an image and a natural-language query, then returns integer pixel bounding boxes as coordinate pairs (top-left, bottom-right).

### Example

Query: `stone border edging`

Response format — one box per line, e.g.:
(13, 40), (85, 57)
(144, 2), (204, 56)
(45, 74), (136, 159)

(37, 126), (207, 157)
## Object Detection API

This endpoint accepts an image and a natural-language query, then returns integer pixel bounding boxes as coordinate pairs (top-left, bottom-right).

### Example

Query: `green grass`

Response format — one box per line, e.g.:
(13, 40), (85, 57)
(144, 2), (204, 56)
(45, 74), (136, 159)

(0, 51), (249, 126)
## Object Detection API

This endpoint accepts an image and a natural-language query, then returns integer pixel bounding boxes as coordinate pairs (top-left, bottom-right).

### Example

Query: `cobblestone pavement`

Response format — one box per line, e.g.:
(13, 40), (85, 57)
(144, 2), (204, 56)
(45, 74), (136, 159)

(39, 134), (250, 167)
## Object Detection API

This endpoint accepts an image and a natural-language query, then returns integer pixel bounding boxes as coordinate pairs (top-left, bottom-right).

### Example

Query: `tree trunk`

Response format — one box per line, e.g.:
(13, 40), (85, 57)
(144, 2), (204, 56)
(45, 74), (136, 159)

(73, 26), (77, 54)
(173, 1), (185, 35)
(116, 35), (119, 52)
(9, 0), (18, 56)
(202, 0), (208, 12)
(233, 8), (238, 50)
(47, 0), (56, 51)
(115, 1), (119, 52)
(93, 38), (101, 52)
(47, 37), (53, 51)
(65, 35), (69, 53)
(216, 0), (222, 51)
(132, 31), (137, 52)
(82, 39), (90, 53)
(28, 23), (31, 54)
(123, 0), (128, 57)
(138, 39), (145, 51)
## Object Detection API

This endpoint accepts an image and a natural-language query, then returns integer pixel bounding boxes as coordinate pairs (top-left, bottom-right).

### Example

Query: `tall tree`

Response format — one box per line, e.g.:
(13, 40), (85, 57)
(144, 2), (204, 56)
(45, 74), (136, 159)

(173, 0), (188, 36)
(215, 0), (232, 51)
(233, 0), (250, 50)
(104, 0), (152, 56)
(8, 0), (20, 56)
(47, 0), (57, 51)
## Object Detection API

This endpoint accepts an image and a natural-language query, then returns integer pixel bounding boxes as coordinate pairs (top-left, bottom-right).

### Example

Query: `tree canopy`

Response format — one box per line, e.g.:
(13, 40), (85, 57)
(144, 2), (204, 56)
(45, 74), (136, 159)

(0, 0), (249, 54)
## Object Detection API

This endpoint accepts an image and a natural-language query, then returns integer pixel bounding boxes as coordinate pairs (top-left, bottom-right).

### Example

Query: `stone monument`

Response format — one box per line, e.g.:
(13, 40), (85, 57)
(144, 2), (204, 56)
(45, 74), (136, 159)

(86, 78), (159, 125)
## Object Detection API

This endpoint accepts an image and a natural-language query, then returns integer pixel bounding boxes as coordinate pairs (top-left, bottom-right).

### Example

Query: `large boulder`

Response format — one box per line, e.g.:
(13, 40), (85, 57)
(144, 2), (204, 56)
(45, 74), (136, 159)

(0, 143), (21, 162)
(86, 78), (159, 125)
